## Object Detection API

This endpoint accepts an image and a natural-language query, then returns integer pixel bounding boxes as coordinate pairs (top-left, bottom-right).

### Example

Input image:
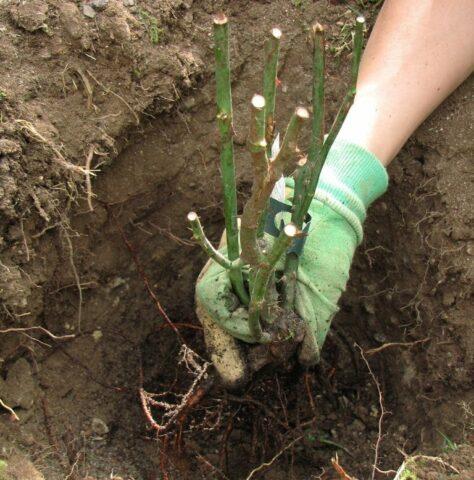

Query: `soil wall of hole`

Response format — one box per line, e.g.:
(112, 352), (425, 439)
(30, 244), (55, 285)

(0, 1), (472, 478)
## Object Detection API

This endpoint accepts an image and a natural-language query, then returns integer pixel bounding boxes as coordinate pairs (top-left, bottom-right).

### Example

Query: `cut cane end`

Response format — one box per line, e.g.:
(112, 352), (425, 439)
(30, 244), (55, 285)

(213, 13), (228, 25)
(296, 107), (310, 120)
(356, 16), (366, 25)
(297, 156), (307, 167)
(251, 94), (266, 110)
(312, 23), (325, 34)
(187, 211), (198, 222)
(284, 223), (298, 238)
(271, 28), (282, 40)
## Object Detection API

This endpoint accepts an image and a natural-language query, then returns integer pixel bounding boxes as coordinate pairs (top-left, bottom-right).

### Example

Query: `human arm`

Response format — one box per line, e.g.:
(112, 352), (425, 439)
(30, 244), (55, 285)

(339, 0), (474, 165)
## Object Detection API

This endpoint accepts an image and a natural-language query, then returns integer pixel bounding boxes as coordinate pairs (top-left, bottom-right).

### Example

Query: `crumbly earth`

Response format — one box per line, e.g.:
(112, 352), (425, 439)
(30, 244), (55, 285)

(0, 1), (472, 479)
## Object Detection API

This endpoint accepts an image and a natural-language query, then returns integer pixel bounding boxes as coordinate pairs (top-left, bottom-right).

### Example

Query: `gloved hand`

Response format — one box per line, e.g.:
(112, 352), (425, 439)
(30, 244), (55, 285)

(195, 139), (388, 387)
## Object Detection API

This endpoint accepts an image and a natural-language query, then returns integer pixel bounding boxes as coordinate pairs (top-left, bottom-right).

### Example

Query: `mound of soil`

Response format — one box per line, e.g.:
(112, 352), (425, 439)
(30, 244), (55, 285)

(0, 1), (472, 479)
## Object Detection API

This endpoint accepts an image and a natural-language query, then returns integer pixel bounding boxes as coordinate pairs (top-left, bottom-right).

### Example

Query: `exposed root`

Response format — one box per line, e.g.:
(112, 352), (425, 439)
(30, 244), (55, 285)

(0, 326), (75, 341)
(331, 454), (355, 480)
(30, 189), (51, 223)
(0, 398), (20, 422)
(19, 218), (30, 262)
(108, 205), (185, 341)
(73, 66), (94, 111)
(395, 453), (460, 478)
(84, 144), (97, 212)
(356, 344), (389, 480)
(86, 70), (140, 125)
(194, 451), (230, 480)
(365, 337), (430, 356)
(16, 119), (90, 175)
(61, 226), (83, 332)
(245, 435), (303, 480)
(148, 220), (195, 246)
(139, 345), (212, 434)
(109, 204), (218, 433)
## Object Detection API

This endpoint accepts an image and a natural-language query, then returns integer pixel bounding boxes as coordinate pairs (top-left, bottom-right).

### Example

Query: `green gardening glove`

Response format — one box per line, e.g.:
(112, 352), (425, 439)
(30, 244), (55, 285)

(196, 139), (388, 365)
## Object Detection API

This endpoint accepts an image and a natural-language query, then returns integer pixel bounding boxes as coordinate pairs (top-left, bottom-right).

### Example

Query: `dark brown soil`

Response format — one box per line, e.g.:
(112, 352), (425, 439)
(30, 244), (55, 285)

(0, 1), (472, 479)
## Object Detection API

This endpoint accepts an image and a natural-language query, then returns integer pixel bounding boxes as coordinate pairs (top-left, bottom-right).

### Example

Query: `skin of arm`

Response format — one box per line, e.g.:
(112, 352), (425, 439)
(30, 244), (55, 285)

(338, 0), (474, 166)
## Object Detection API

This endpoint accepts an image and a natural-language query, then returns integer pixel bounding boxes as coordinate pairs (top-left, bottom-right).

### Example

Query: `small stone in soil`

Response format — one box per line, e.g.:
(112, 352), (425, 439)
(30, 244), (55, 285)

(87, 0), (109, 9)
(91, 417), (109, 435)
(10, 0), (48, 32)
(82, 4), (96, 18)
(123, 0), (135, 5)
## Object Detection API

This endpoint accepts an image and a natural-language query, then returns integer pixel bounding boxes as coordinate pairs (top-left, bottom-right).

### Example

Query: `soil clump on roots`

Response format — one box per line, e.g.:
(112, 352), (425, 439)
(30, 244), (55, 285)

(0, 1), (472, 479)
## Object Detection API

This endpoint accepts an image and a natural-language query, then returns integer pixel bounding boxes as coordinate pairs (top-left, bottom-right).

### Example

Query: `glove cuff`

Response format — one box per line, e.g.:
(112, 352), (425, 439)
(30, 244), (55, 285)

(315, 139), (388, 243)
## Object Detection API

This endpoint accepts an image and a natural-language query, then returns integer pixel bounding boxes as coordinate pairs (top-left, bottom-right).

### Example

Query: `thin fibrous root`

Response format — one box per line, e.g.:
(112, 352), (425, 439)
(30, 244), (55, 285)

(86, 70), (139, 125)
(16, 120), (91, 176)
(140, 345), (211, 434)
(85, 144), (97, 212)
(245, 435), (303, 480)
(0, 326), (75, 341)
(0, 398), (19, 422)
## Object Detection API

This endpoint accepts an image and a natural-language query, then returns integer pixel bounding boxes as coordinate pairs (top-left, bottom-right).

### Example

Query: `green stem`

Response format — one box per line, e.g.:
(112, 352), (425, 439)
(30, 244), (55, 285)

(310, 15), (365, 195)
(284, 24), (325, 308)
(241, 106), (308, 270)
(272, 107), (310, 178)
(188, 212), (233, 270)
(240, 94), (267, 268)
(284, 18), (365, 309)
(263, 28), (282, 157)
(291, 23), (326, 228)
(213, 14), (248, 305)
(257, 27), (282, 239)
(351, 16), (365, 91)
(248, 224), (298, 341)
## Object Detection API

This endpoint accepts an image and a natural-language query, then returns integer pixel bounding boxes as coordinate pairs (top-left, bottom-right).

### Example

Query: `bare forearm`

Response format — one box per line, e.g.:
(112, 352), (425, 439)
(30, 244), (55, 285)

(338, 0), (474, 165)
